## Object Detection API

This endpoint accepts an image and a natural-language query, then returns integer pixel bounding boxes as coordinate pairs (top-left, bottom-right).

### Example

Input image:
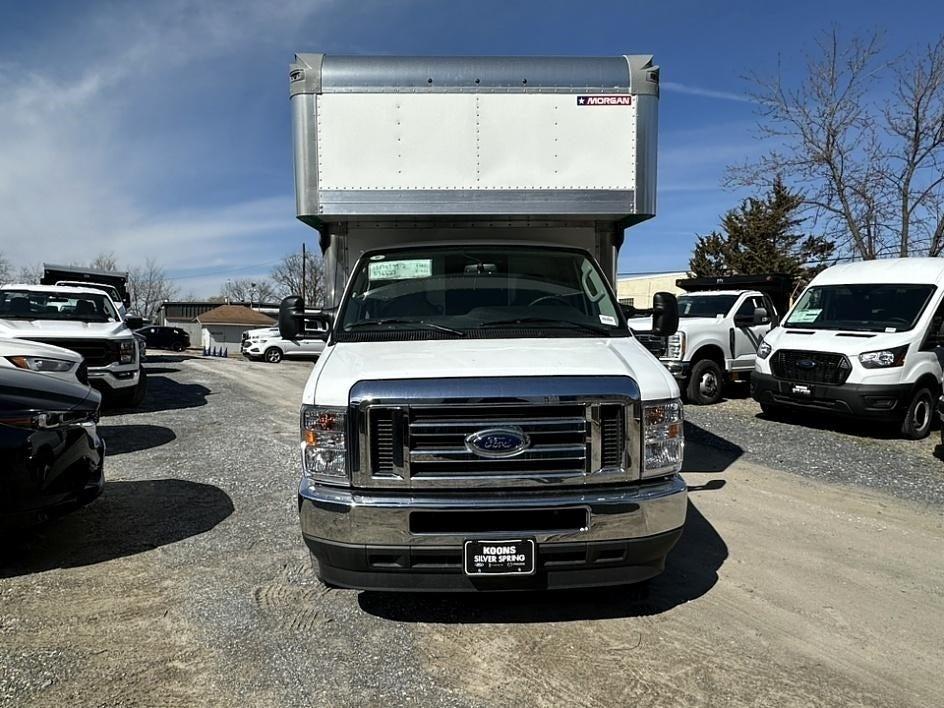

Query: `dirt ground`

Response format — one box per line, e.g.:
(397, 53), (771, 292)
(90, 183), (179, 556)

(2, 354), (942, 707)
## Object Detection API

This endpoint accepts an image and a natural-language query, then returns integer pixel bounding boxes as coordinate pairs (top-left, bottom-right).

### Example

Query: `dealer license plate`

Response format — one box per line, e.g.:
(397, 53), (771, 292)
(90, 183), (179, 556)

(463, 539), (536, 576)
(791, 384), (813, 397)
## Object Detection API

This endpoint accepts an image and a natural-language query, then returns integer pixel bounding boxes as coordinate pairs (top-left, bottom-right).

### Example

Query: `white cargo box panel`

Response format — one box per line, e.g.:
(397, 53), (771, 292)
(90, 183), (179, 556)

(290, 55), (659, 224)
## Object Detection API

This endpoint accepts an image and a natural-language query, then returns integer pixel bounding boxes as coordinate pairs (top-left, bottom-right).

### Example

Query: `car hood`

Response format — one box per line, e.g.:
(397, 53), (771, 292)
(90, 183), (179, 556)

(0, 319), (129, 338)
(0, 336), (83, 362)
(765, 326), (915, 356)
(0, 367), (100, 413)
(305, 337), (679, 406)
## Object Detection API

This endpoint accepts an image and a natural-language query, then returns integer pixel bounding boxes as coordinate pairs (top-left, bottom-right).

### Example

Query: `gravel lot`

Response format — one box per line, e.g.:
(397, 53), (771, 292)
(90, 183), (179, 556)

(1, 354), (942, 707)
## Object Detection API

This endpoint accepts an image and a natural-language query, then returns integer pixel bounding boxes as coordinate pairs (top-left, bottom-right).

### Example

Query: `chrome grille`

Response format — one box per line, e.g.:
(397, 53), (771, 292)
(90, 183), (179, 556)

(599, 405), (624, 468)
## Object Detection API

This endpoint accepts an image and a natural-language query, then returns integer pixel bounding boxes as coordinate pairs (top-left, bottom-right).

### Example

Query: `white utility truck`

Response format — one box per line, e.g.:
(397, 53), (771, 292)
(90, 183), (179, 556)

(652, 274), (789, 405)
(753, 258), (944, 439)
(41, 264), (132, 319)
(281, 53), (686, 591)
(0, 285), (146, 407)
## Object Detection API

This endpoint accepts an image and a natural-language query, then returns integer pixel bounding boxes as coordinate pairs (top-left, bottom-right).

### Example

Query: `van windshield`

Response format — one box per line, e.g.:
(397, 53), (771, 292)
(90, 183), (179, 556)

(336, 246), (627, 340)
(786, 283), (935, 332)
(0, 289), (121, 323)
(677, 294), (739, 318)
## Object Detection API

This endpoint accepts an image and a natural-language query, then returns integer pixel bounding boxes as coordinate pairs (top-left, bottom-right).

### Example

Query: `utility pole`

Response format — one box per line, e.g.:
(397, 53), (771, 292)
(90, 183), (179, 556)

(301, 242), (307, 301)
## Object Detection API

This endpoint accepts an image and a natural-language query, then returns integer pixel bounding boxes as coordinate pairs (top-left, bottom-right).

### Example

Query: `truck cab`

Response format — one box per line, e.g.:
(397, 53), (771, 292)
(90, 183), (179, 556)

(283, 53), (687, 591)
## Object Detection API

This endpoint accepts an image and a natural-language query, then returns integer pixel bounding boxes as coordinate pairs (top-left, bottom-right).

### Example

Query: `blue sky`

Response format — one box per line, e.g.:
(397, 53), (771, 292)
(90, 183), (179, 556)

(0, 0), (942, 295)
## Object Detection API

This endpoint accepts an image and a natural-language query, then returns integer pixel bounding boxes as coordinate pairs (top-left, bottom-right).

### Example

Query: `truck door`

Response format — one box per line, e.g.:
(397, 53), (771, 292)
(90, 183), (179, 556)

(731, 295), (766, 370)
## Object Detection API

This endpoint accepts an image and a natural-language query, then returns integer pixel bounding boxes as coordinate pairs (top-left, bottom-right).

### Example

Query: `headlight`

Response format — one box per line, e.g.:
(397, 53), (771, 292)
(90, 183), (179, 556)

(665, 332), (685, 360)
(642, 399), (684, 477)
(301, 405), (348, 485)
(119, 339), (136, 364)
(858, 345), (908, 369)
(757, 341), (772, 359)
(6, 356), (76, 373)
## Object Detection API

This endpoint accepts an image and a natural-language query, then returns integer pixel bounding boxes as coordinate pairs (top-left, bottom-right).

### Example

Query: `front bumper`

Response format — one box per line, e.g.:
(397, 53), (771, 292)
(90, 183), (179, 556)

(299, 475), (687, 591)
(88, 365), (140, 392)
(660, 360), (690, 380)
(751, 372), (911, 420)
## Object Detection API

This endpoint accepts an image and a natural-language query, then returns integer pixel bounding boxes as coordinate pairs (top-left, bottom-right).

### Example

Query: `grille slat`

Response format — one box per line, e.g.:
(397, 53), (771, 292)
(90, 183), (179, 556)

(771, 349), (851, 385)
(600, 405), (625, 468)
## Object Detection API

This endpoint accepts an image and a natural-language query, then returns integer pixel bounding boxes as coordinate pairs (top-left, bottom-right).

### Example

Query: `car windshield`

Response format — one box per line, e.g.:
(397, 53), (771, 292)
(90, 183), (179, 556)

(786, 283), (936, 332)
(0, 289), (120, 323)
(677, 294), (739, 318)
(336, 246), (626, 340)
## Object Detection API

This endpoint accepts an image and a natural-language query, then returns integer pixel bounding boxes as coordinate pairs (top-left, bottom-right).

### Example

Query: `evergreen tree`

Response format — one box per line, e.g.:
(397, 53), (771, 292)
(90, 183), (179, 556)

(689, 178), (834, 281)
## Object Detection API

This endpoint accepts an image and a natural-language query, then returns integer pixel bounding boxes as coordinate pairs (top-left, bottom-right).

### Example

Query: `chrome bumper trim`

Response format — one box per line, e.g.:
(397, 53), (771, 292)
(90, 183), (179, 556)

(299, 475), (687, 546)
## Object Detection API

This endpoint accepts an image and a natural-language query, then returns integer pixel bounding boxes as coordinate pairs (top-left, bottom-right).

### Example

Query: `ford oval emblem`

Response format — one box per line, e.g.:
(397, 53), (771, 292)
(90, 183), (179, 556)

(465, 428), (530, 458)
(796, 359), (817, 369)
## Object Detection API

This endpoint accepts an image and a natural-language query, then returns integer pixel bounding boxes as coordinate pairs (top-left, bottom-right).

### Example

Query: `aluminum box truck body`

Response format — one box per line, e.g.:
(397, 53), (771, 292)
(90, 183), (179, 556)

(283, 54), (687, 590)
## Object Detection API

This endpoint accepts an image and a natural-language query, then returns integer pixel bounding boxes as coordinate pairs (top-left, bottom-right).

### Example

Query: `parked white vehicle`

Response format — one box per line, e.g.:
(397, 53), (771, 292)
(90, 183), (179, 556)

(0, 336), (87, 386)
(0, 285), (147, 407)
(42, 264), (132, 319)
(753, 258), (944, 439)
(280, 53), (686, 592)
(241, 325), (325, 363)
(656, 289), (778, 404)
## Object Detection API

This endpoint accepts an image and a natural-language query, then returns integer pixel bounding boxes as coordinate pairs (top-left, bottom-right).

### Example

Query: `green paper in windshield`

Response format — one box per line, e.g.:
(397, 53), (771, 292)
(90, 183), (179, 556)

(368, 259), (432, 280)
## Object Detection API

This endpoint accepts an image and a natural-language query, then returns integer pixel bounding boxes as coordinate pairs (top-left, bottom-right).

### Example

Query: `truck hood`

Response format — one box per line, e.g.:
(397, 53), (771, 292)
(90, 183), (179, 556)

(765, 326), (914, 356)
(305, 337), (680, 406)
(0, 319), (130, 338)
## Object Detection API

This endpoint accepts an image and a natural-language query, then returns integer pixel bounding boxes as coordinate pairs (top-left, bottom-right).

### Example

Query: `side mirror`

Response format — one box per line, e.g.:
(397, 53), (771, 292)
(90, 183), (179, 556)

(125, 316), (144, 330)
(753, 307), (771, 326)
(651, 292), (679, 337)
(279, 296), (304, 340)
(619, 303), (639, 319)
(302, 313), (333, 341)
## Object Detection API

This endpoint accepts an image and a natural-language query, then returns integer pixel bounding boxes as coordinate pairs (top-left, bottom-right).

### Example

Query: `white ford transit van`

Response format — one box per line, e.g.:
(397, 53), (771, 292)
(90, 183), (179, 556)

(752, 258), (944, 439)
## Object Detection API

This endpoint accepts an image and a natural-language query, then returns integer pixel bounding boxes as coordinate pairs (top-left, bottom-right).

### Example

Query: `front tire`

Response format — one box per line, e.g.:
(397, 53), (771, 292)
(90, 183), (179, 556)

(901, 387), (933, 440)
(264, 347), (283, 364)
(686, 359), (724, 405)
(111, 369), (147, 409)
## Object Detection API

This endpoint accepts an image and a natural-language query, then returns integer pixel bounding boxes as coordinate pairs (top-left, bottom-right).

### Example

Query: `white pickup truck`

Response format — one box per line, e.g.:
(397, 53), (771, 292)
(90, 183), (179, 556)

(280, 53), (687, 592)
(0, 285), (146, 407)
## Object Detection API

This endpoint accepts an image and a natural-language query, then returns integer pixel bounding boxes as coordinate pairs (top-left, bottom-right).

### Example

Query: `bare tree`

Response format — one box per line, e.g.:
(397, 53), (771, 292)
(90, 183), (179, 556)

(0, 252), (12, 285)
(218, 278), (279, 304)
(89, 252), (122, 272)
(16, 263), (43, 284)
(128, 258), (177, 321)
(727, 30), (944, 260)
(270, 250), (325, 304)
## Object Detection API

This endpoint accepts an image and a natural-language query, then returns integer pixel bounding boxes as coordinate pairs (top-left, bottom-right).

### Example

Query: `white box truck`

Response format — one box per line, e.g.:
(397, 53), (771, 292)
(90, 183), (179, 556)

(753, 258), (944, 439)
(282, 54), (686, 591)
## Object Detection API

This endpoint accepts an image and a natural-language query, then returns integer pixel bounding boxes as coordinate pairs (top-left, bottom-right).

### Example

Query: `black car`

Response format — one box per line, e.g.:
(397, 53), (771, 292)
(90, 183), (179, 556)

(0, 368), (105, 527)
(136, 326), (190, 352)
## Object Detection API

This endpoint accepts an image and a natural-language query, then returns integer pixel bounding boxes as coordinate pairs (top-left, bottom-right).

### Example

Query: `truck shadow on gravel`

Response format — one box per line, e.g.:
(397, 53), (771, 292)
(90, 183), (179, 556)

(755, 408), (925, 441)
(0, 480), (234, 577)
(683, 421), (744, 473)
(104, 375), (211, 416)
(358, 502), (727, 623)
(97, 424), (177, 455)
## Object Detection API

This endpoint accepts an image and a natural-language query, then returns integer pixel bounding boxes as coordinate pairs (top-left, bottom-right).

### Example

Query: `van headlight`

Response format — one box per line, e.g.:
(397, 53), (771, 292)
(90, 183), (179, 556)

(642, 399), (684, 477)
(301, 405), (348, 485)
(858, 345), (908, 369)
(665, 332), (685, 360)
(6, 356), (76, 373)
(757, 341), (772, 359)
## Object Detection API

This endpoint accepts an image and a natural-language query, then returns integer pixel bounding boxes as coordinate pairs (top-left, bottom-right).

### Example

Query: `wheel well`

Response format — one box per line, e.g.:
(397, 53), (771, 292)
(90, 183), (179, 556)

(913, 373), (941, 396)
(690, 345), (725, 368)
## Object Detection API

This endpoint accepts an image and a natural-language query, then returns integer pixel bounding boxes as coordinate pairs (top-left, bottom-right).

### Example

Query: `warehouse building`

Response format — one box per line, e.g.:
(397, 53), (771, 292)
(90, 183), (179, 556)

(616, 271), (687, 307)
(158, 300), (280, 344)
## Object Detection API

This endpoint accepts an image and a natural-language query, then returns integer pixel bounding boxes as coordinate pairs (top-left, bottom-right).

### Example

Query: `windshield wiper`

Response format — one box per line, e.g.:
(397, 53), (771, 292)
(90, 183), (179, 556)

(344, 319), (465, 336)
(479, 316), (612, 336)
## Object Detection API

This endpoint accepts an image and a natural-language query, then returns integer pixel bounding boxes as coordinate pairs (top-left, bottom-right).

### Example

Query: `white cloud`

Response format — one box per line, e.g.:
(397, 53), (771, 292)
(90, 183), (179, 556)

(0, 1), (332, 295)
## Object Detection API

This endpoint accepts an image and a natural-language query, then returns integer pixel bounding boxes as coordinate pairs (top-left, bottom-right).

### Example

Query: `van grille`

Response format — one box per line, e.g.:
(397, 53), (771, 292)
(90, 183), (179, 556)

(600, 405), (625, 468)
(771, 349), (851, 385)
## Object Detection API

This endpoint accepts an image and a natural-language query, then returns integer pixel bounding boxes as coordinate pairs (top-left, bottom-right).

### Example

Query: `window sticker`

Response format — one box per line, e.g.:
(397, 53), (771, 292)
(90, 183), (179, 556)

(368, 259), (432, 280)
(599, 314), (617, 326)
(790, 308), (822, 324)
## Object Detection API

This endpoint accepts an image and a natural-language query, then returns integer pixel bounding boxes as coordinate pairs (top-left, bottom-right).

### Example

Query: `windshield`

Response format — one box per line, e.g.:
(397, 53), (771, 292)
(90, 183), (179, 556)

(336, 246), (626, 340)
(786, 283), (935, 332)
(0, 289), (121, 323)
(677, 294), (739, 318)
(57, 281), (121, 303)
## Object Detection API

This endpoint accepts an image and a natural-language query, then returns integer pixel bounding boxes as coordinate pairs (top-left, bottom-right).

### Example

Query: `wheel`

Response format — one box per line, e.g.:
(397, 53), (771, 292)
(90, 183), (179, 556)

(686, 359), (724, 405)
(901, 387), (934, 440)
(264, 347), (283, 364)
(172, 342), (185, 352)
